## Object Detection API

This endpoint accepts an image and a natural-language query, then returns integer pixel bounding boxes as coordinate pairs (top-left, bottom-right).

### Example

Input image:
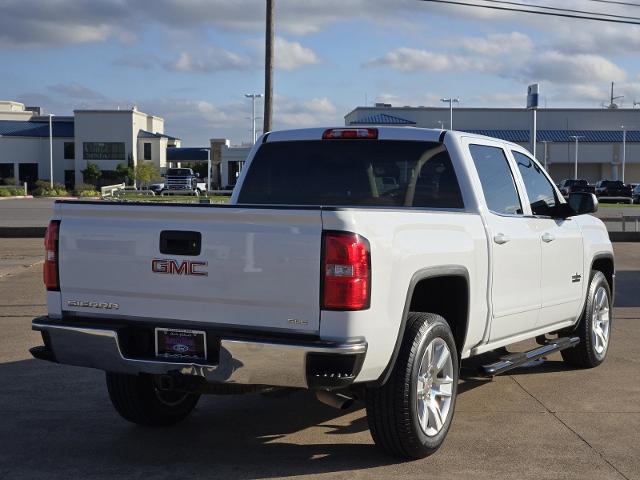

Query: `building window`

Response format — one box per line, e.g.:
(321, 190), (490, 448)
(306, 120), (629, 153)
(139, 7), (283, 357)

(143, 143), (152, 160)
(64, 142), (75, 159)
(83, 142), (125, 160)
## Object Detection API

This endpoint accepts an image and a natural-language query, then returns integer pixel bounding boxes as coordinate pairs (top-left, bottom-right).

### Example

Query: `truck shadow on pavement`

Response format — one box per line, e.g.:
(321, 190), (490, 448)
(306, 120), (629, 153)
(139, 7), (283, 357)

(0, 346), (602, 478)
(1, 359), (402, 479)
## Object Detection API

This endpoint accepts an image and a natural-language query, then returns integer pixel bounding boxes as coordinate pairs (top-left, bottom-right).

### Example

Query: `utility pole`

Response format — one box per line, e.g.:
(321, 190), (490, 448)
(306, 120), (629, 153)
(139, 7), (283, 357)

(541, 140), (552, 171)
(621, 125), (631, 183)
(263, 0), (274, 134)
(440, 98), (459, 130)
(570, 135), (584, 179)
(48, 113), (54, 188)
(245, 93), (263, 143)
(608, 82), (624, 109)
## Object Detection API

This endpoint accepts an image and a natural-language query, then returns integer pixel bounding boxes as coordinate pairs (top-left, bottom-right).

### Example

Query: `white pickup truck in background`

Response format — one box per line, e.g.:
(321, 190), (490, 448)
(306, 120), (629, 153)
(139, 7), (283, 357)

(31, 127), (614, 459)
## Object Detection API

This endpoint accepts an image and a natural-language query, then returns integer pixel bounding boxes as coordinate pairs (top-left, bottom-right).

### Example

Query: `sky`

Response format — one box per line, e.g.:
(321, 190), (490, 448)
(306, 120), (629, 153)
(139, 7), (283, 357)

(2, 0), (640, 146)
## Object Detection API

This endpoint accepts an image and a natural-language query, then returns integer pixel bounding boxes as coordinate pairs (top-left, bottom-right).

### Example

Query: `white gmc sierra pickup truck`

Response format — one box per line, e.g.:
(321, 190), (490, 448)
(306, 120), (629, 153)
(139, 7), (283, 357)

(31, 127), (614, 459)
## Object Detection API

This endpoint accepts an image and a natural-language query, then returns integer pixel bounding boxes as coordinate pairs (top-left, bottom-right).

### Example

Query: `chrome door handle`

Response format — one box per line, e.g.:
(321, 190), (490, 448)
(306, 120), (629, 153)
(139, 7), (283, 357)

(493, 233), (510, 245)
(541, 232), (555, 243)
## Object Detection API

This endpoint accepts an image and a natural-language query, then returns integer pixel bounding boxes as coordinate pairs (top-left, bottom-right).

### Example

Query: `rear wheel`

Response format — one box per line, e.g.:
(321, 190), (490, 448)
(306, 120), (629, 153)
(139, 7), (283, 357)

(561, 270), (612, 368)
(366, 312), (459, 459)
(106, 372), (200, 426)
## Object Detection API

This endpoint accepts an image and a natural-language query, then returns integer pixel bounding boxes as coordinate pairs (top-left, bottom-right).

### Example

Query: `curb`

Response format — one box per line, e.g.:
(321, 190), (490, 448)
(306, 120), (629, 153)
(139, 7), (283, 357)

(0, 196), (33, 200)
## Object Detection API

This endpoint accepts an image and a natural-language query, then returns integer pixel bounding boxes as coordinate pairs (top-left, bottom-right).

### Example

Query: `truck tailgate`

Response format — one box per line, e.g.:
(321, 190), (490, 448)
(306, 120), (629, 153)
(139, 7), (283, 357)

(56, 202), (322, 334)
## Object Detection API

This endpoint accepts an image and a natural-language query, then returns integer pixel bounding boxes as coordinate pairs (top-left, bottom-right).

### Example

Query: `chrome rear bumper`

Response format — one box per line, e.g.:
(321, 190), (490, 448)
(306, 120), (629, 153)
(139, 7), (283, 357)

(32, 318), (366, 389)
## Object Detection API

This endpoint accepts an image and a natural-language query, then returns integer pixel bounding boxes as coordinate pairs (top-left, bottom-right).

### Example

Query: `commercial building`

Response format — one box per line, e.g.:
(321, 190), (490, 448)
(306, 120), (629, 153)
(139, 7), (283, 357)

(345, 105), (640, 183)
(0, 101), (180, 188)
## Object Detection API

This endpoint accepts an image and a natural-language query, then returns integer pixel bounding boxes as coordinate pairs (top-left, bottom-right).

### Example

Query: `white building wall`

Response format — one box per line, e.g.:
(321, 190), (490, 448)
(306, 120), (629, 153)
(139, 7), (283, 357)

(220, 145), (251, 188)
(74, 111), (135, 184)
(0, 136), (70, 184)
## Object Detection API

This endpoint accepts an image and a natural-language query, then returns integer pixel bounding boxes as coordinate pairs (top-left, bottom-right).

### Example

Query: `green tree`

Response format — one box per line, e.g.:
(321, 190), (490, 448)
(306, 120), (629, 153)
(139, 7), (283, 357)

(134, 161), (160, 189)
(115, 163), (134, 185)
(82, 162), (102, 186)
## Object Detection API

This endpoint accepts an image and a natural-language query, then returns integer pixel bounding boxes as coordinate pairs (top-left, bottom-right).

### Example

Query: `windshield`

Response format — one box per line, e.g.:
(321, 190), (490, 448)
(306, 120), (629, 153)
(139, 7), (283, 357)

(603, 181), (624, 187)
(237, 140), (464, 208)
(166, 169), (192, 176)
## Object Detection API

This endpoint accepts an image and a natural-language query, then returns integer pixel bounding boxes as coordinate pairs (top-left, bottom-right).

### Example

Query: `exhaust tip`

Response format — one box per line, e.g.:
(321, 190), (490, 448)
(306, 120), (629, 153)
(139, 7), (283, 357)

(315, 390), (354, 410)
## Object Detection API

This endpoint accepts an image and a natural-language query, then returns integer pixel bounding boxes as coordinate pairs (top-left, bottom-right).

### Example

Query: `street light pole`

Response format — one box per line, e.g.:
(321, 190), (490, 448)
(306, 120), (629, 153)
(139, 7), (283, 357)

(245, 93), (263, 143)
(541, 140), (552, 171)
(48, 113), (54, 188)
(622, 126), (626, 183)
(569, 135), (584, 179)
(440, 98), (459, 130)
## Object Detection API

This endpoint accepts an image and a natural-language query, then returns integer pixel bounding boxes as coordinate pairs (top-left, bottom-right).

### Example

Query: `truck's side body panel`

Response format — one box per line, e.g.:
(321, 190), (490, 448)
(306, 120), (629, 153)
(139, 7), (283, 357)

(320, 208), (488, 381)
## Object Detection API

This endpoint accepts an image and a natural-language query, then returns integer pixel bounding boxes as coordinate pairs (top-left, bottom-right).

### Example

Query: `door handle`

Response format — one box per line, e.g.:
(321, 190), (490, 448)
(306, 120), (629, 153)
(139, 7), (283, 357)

(493, 233), (510, 245)
(541, 232), (555, 243)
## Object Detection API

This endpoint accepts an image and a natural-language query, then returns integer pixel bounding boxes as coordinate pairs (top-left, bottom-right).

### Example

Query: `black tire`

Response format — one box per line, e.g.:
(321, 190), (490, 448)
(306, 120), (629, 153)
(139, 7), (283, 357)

(366, 312), (459, 459)
(561, 270), (612, 368)
(105, 372), (200, 426)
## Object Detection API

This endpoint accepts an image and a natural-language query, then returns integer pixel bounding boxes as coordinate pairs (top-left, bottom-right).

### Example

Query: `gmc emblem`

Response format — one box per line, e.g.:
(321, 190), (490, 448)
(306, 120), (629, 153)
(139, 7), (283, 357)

(152, 258), (208, 276)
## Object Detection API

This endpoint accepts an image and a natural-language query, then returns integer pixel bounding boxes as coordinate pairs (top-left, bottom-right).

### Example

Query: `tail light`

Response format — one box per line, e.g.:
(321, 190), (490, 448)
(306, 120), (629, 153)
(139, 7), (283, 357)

(44, 220), (60, 291)
(322, 128), (378, 140)
(322, 231), (371, 310)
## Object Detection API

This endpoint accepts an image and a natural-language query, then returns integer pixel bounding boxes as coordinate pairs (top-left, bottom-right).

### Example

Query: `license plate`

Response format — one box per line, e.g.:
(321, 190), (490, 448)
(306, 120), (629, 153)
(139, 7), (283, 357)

(155, 328), (207, 360)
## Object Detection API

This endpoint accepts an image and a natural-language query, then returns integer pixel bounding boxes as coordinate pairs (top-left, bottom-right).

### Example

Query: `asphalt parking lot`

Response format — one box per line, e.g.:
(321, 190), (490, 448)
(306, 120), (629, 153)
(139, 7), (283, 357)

(1, 239), (639, 479)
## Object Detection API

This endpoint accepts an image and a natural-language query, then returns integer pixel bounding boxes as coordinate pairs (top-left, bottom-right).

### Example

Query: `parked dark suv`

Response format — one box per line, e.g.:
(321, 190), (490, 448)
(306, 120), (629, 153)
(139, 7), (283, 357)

(558, 179), (595, 196)
(595, 180), (633, 202)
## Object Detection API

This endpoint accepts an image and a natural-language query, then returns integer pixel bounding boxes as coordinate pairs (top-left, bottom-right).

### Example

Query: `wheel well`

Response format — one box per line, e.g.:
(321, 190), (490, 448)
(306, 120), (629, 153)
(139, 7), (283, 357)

(409, 275), (469, 355)
(592, 256), (614, 290)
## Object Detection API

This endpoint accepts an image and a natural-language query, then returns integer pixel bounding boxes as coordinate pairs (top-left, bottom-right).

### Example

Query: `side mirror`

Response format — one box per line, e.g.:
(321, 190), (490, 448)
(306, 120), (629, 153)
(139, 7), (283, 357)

(568, 192), (598, 215)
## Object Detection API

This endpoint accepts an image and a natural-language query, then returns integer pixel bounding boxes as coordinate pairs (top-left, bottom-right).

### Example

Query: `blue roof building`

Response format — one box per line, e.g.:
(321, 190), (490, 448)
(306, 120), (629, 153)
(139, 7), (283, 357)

(346, 105), (640, 182)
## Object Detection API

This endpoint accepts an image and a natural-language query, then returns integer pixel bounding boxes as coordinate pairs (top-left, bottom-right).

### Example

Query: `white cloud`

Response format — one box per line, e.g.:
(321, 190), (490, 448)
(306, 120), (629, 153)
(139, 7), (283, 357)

(275, 96), (339, 126)
(275, 37), (320, 70)
(165, 49), (251, 73)
(454, 32), (533, 56)
(366, 47), (499, 73)
(521, 52), (627, 85)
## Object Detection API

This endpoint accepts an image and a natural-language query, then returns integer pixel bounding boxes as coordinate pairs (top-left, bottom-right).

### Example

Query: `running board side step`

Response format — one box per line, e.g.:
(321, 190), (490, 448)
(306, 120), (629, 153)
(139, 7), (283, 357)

(482, 337), (580, 376)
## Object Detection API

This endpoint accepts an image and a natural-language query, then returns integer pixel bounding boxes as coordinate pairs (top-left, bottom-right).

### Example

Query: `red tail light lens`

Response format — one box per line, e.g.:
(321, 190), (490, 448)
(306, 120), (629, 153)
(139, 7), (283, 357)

(322, 232), (371, 310)
(322, 128), (378, 140)
(44, 220), (60, 291)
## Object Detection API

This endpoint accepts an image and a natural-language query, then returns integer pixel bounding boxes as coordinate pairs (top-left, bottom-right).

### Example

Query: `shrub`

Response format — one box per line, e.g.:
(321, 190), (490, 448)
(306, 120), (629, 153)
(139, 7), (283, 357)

(78, 190), (99, 197)
(0, 189), (10, 197)
(74, 183), (97, 195)
(1, 177), (16, 186)
(33, 180), (52, 197)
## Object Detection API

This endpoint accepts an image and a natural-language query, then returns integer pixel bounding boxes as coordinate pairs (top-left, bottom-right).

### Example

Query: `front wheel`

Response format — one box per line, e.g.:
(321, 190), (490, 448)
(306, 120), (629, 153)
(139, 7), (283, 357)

(366, 312), (459, 459)
(106, 372), (200, 426)
(561, 270), (612, 368)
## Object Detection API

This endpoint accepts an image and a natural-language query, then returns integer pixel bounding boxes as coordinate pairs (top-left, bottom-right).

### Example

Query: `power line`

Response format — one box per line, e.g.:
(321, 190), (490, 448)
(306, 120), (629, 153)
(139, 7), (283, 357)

(420, 0), (640, 25)
(585, 0), (640, 7)
(481, 0), (640, 21)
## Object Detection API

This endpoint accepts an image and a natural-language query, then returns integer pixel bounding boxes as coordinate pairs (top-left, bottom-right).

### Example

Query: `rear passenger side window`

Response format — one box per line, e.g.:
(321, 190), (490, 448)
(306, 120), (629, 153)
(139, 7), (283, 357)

(469, 145), (522, 215)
